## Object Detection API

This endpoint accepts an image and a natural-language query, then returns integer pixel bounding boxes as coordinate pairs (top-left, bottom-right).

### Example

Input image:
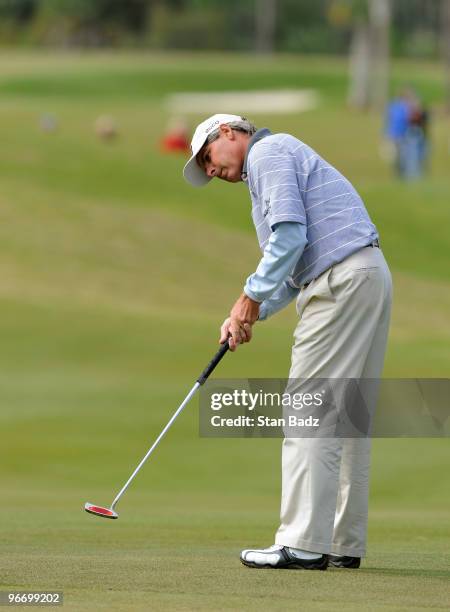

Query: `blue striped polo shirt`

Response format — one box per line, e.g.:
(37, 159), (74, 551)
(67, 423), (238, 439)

(241, 129), (378, 287)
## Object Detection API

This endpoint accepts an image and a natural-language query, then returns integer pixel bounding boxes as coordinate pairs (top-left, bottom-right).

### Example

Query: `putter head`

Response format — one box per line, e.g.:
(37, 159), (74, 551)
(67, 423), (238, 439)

(84, 502), (118, 520)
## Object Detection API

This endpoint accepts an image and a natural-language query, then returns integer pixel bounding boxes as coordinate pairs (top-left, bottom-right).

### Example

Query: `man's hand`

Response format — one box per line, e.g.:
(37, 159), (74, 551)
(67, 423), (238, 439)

(219, 293), (260, 351)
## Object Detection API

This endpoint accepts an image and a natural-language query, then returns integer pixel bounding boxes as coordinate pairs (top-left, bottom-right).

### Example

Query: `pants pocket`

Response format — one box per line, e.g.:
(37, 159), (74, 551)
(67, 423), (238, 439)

(329, 266), (384, 301)
(297, 268), (335, 317)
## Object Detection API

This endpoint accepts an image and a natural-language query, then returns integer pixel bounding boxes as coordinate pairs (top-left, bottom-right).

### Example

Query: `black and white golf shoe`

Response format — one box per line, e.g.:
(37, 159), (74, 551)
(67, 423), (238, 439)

(328, 555), (361, 568)
(240, 545), (328, 570)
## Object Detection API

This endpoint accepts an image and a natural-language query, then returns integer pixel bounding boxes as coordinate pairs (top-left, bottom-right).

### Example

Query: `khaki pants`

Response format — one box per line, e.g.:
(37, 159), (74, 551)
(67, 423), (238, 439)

(274, 246), (392, 557)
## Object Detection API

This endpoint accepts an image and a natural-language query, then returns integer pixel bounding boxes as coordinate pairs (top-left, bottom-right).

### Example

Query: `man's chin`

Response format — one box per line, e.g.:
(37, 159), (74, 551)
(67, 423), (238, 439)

(221, 173), (240, 183)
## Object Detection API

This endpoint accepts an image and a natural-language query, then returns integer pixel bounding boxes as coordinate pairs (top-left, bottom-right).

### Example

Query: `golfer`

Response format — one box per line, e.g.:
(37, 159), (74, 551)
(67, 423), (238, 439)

(183, 114), (392, 570)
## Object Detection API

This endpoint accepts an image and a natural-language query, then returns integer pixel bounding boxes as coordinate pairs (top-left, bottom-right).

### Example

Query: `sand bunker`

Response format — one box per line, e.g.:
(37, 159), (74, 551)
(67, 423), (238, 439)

(166, 89), (319, 114)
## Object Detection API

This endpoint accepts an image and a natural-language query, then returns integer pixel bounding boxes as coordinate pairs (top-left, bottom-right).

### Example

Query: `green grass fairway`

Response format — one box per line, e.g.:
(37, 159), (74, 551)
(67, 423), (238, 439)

(0, 52), (449, 610)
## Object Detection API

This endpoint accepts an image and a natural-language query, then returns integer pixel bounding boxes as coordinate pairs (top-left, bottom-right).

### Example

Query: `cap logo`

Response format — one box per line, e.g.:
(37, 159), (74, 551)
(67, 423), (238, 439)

(205, 120), (220, 134)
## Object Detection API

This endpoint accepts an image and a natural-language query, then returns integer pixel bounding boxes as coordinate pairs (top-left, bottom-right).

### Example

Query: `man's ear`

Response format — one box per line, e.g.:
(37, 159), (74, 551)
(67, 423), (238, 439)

(219, 124), (235, 140)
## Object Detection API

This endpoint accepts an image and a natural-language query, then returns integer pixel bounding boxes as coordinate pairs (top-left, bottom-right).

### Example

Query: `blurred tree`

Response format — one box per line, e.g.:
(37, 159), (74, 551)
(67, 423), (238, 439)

(32, 0), (150, 46)
(0, 0), (444, 58)
(345, 0), (371, 108)
(0, 0), (38, 21)
(281, 0), (344, 54)
(148, 0), (227, 49)
(442, 0), (450, 112)
(369, 0), (391, 110)
(392, 0), (440, 58)
(0, 0), (37, 43)
(255, 0), (277, 53)
(340, 0), (391, 110)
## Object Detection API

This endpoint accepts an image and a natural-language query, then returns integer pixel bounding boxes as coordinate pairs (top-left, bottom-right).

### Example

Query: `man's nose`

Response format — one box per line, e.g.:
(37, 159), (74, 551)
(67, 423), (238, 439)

(205, 163), (216, 178)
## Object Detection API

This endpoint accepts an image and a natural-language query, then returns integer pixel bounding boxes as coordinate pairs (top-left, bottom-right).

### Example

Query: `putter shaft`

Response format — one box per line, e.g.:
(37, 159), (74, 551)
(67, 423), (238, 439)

(110, 381), (200, 510)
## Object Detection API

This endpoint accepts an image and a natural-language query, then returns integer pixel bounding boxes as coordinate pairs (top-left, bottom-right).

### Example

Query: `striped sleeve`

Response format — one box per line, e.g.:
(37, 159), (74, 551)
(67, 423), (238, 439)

(250, 144), (306, 229)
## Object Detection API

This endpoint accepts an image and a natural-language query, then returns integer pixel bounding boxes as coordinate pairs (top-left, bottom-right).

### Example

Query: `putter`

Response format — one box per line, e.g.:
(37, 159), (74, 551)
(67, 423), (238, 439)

(84, 340), (230, 520)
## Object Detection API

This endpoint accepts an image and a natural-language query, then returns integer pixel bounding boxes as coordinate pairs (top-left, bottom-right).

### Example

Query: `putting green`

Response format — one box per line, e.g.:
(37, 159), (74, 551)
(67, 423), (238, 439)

(0, 51), (448, 610)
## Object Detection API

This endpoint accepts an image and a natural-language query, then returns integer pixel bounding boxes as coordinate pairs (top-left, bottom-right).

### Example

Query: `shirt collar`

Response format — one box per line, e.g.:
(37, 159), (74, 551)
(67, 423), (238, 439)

(241, 128), (272, 182)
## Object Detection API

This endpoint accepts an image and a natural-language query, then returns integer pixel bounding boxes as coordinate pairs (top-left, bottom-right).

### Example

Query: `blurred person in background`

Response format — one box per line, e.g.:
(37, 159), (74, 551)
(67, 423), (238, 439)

(385, 87), (411, 177)
(405, 93), (430, 178)
(160, 116), (191, 154)
(385, 87), (430, 179)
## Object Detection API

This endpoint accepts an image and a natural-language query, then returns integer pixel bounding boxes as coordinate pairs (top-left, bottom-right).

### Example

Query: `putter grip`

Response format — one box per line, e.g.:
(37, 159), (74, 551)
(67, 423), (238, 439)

(197, 341), (230, 385)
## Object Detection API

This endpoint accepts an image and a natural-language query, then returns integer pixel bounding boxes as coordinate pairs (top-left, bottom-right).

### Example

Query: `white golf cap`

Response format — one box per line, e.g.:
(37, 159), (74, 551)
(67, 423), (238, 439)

(183, 113), (244, 187)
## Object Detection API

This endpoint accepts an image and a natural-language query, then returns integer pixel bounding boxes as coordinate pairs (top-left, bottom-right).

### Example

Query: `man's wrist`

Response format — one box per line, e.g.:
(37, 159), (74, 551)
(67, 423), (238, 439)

(243, 287), (262, 304)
